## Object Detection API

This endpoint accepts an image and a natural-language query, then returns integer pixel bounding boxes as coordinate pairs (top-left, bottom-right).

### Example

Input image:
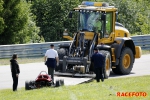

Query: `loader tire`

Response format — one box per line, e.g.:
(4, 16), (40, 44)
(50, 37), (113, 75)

(55, 48), (67, 71)
(112, 67), (120, 74)
(112, 47), (134, 75)
(99, 50), (111, 79)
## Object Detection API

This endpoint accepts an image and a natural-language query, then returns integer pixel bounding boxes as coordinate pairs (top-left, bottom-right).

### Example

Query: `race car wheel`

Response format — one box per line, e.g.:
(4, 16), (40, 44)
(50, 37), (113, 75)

(40, 81), (45, 87)
(25, 81), (30, 90)
(55, 80), (60, 87)
(29, 80), (35, 86)
(59, 79), (64, 86)
(35, 82), (40, 88)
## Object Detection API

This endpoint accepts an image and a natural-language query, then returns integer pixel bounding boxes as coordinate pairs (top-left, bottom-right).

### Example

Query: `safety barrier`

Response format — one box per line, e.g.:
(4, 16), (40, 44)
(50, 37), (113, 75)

(0, 35), (150, 58)
(131, 35), (150, 50)
(0, 41), (71, 58)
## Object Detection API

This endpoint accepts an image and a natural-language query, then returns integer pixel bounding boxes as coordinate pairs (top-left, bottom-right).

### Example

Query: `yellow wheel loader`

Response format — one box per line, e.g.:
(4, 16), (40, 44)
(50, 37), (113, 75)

(55, 1), (142, 78)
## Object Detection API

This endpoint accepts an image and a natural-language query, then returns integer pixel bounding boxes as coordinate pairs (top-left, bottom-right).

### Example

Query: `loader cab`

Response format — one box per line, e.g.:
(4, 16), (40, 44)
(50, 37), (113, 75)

(71, 1), (117, 44)
(78, 11), (101, 32)
(64, 1), (118, 59)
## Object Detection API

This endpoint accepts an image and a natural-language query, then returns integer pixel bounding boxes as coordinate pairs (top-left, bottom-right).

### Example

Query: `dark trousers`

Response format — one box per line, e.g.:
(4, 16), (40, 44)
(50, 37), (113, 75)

(94, 67), (104, 82)
(12, 73), (18, 91)
(47, 67), (54, 82)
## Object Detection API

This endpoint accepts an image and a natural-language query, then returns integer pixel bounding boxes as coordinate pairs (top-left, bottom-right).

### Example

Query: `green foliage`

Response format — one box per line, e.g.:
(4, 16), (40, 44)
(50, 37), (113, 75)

(0, 0), (41, 44)
(134, 0), (150, 35)
(31, 0), (80, 42)
(17, 2), (41, 44)
(98, 0), (150, 35)
(0, 0), (25, 44)
(0, 0), (4, 34)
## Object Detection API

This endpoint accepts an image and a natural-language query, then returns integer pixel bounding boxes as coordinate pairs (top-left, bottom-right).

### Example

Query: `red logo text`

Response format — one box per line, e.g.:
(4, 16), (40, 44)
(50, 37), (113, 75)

(117, 92), (147, 97)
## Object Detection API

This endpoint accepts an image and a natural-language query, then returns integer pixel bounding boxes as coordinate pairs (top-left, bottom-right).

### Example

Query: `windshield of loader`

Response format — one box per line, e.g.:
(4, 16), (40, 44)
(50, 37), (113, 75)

(79, 12), (101, 32)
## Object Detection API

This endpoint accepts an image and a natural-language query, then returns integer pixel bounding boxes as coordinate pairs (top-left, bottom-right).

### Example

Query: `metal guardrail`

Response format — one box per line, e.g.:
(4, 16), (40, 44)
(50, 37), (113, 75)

(131, 35), (150, 50)
(0, 35), (150, 58)
(0, 41), (71, 58)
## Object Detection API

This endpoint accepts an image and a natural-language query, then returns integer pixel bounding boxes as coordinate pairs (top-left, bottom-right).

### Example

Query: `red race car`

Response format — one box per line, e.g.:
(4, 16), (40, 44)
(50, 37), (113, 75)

(25, 71), (64, 90)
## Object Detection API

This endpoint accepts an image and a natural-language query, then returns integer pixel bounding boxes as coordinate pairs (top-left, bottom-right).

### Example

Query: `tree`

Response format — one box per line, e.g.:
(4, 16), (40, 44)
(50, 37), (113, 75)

(99, 0), (150, 35)
(134, 0), (150, 34)
(31, 0), (80, 42)
(0, 0), (41, 44)
(0, 0), (4, 34)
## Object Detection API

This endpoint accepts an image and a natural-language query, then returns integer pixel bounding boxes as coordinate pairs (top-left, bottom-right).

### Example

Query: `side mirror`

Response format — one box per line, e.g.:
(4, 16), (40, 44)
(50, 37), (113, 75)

(115, 11), (118, 21)
(101, 13), (106, 21)
(69, 12), (73, 18)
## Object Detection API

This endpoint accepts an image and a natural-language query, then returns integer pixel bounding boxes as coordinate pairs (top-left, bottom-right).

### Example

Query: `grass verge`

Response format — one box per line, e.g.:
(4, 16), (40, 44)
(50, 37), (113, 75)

(142, 50), (150, 55)
(0, 75), (150, 100)
(0, 57), (43, 66)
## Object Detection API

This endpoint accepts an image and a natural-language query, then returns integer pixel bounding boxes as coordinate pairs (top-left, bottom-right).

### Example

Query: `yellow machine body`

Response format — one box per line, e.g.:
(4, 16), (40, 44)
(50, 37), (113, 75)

(57, 1), (142, 77)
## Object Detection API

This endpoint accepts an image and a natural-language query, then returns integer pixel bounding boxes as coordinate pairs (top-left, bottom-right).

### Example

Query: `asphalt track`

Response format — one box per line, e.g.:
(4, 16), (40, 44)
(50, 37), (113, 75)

(0, 54), (150, 90)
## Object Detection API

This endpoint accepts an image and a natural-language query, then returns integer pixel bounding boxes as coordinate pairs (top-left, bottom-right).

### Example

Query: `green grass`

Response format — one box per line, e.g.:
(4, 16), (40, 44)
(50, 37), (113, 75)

(142, 50), (150, 55)
(0, 75), (150, 100)
(0, 57), (43, 66)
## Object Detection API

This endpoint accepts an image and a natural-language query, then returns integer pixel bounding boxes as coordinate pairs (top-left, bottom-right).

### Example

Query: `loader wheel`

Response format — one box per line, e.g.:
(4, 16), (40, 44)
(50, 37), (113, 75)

(99, 50), (111, 79)
(25, 81), (30, 90)
(56, 48), (67, 71)
(112, 67), (120, 74)
(113, 47), (134, 75)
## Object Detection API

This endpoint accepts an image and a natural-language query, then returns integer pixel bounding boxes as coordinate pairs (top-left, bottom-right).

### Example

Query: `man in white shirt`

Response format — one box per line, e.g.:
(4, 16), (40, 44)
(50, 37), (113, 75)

(44, 44), (59, 82)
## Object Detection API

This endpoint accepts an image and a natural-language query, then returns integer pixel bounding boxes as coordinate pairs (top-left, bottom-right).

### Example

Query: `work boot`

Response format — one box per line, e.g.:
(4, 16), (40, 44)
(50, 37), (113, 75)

(52, 81), (54, 85)
(96, 79), (100, 82)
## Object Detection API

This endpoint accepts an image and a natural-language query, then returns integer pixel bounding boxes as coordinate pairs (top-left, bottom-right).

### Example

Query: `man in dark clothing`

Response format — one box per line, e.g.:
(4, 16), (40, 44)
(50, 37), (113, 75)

(10, 53), (20, 91)
(91, 47), (105, 82)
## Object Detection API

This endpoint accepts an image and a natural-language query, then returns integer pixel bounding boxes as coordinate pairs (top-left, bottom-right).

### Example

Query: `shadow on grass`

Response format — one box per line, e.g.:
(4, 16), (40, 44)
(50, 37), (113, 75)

(109, 71), (135, 78)
(55, 71), (136, 85)
(55, 71), (135, 78)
